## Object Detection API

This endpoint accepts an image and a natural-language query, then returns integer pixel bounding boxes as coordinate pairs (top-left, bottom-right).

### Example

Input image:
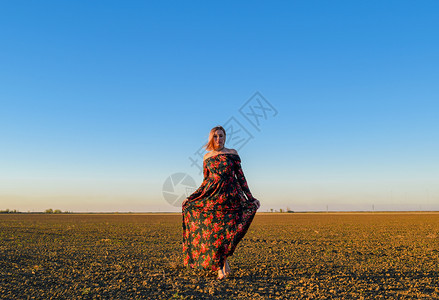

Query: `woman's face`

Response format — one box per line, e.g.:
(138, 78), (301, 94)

(213, 130), (225, 150)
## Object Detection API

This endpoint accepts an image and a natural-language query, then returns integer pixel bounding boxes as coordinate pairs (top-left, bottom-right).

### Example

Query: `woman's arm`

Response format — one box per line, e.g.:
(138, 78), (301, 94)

(183, 160), (209, 205)
(234, 156), (255, 202)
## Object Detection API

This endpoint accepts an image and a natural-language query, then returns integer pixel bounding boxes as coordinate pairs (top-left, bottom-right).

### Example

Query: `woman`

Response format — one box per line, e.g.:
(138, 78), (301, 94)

(182, 126), (260, 279)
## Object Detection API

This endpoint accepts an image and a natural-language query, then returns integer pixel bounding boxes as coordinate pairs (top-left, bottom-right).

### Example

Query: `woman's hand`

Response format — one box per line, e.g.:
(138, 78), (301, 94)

(182, 198), (188, 207)
(251, 198), (260, 209)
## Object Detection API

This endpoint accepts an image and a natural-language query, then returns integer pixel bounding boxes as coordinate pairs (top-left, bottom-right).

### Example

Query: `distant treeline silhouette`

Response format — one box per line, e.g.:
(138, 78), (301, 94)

(0, 209), (71, 214)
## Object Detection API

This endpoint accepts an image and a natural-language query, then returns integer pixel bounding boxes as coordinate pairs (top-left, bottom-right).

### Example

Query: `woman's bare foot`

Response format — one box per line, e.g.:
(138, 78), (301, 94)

(217, 268), (226, 279)
(217, 260), (231, 279)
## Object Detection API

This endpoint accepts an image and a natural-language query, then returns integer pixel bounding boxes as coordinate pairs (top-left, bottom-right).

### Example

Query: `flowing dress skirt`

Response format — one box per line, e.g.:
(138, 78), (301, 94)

(182, 153), (258, 270)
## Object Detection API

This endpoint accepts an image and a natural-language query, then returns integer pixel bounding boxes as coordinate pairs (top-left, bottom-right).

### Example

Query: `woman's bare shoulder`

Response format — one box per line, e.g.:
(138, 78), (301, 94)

(229, 148), (238, 155)
(203, 152), (212, 160)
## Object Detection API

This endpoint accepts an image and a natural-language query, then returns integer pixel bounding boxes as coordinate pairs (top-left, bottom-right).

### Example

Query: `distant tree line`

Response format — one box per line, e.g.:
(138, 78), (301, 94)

(0, 209), (71, 214)
(0, 209), (21, 214)
(268, 207), (294, 213)
(45, 209), (70, 214)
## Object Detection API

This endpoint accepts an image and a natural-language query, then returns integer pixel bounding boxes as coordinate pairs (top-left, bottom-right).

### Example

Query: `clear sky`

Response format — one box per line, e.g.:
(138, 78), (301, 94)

(1, 1), (438, 212)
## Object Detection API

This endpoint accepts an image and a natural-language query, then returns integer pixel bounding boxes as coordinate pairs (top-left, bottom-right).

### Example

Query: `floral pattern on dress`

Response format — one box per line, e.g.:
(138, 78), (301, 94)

(182, 153), (258, 271)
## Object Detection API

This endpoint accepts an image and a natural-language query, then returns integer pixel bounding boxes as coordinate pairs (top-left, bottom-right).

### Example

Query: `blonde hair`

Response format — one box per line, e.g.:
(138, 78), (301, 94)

(205, 126), (226, 151)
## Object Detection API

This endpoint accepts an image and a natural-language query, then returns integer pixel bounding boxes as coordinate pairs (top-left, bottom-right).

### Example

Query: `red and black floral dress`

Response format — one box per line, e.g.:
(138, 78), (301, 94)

(182, 153), (258, 271)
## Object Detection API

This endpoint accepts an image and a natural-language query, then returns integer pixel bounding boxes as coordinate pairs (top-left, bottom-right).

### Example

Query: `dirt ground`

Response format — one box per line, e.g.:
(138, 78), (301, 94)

(1, 212), (439, 299)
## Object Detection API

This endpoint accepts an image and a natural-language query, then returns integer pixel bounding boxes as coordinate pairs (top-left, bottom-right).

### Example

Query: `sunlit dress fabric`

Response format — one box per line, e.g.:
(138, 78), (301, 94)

(182, 153), (258, 271)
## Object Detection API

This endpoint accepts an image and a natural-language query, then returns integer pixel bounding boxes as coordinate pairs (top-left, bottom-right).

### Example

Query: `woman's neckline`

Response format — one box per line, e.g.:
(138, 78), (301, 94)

(203, 153), (239, 161)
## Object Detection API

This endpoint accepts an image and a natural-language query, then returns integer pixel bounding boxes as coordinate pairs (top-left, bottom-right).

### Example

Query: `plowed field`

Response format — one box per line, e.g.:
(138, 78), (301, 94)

(1, 213), (439, 299)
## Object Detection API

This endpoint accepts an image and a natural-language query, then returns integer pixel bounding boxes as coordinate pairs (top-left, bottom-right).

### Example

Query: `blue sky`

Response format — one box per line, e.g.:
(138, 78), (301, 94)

(1, 1), (438, 212)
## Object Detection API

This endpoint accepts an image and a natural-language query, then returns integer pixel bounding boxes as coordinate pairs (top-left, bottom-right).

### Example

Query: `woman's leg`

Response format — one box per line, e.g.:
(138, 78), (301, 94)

(225, 260), (231, 275)
(217, 258), (231, 279)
